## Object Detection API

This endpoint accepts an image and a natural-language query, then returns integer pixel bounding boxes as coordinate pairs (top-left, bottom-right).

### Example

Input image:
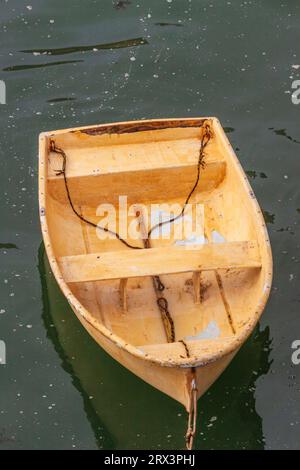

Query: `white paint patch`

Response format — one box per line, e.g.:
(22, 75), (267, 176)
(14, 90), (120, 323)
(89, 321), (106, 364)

(175, 234), (207, 246)
(137, 348), (146, 355)
(263, 283), (271, 294)
(184, 321), (220, 341)
(211, 230), (226, 243)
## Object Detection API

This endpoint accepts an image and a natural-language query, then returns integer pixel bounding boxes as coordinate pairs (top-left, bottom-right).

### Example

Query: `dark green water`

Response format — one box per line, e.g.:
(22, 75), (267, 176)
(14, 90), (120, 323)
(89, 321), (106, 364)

(0, 0), (299, 450)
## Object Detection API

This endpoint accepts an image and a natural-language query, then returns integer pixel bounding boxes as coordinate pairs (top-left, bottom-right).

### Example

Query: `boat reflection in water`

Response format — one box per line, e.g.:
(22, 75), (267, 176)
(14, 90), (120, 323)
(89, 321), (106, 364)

(39, 243), (271, 449)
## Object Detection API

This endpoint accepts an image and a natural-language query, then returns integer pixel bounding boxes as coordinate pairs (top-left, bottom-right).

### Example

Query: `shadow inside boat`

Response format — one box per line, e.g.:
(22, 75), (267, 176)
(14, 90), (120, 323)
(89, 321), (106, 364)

(38, 243), (272, 450)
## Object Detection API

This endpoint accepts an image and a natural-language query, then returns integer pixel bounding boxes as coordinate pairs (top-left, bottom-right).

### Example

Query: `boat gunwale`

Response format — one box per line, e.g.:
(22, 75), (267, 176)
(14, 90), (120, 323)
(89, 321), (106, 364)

(39, 116), (273, 369)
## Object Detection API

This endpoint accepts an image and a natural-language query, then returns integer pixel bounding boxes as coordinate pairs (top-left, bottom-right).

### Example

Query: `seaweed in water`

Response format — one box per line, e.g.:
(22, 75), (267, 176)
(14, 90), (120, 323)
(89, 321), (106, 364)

(114, 1), (131, 10)
(224, 127), (235, 133)
(246, 170), (268, 179)
(0, 429), (15, 444)
(154, 22), (183, 27)
(47, 97), (76, 103)
(269, 127), (300, 145)
(246, 170), (257, 179)
(262, 210), (275, 225)
(276, 227), (294, 234)
(0, 243), (18, 249)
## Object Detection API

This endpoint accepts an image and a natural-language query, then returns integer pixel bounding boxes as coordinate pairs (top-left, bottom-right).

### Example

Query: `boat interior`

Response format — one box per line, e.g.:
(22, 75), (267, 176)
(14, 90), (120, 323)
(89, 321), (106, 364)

(42, 119), (268, 361)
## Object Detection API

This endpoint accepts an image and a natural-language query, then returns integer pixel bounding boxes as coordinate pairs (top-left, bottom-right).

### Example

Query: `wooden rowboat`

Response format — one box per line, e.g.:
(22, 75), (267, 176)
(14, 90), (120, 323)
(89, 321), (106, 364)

(39, 117), (272, 448)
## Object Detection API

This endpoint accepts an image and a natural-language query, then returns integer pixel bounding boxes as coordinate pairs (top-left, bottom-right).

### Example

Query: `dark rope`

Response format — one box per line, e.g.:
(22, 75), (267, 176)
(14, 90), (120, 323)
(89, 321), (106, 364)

(147, 122), (211, 239)
(179, 339), (191, 358)
(154, 275), (165, 292)
(50, 141), (142, 250)
(156, 296), (176, 342)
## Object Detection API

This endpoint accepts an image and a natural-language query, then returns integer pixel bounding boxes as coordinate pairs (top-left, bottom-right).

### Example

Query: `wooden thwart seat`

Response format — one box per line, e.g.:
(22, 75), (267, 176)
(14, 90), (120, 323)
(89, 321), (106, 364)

(59, 241), (261, 309)
(138, 337), (234, 361)
(48, 159), (226, 206)
(47, 130), (226, 206)
(59, 241), (261, 283)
